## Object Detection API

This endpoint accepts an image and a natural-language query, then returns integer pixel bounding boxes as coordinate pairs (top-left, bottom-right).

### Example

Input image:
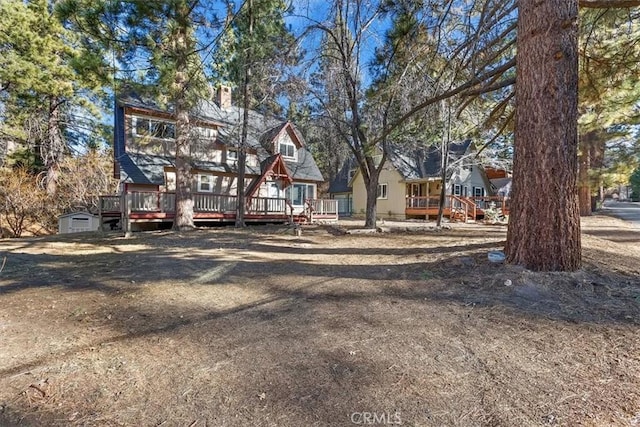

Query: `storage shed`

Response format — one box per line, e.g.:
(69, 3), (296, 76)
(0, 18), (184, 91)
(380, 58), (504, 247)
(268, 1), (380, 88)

(58, 212), (100, 234)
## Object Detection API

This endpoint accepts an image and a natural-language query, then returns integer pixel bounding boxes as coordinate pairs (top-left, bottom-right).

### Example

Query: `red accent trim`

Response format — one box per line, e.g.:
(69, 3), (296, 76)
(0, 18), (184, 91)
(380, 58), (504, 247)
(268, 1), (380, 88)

(128, 212), (292, 221)
(245, 154), (293, 199)
(284, 122), (305, 148)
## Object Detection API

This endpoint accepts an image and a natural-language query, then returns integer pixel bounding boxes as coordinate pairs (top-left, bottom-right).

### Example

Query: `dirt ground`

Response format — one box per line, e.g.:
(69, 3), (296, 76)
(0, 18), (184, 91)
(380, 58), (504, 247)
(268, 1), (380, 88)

(0, 214), (639, 426)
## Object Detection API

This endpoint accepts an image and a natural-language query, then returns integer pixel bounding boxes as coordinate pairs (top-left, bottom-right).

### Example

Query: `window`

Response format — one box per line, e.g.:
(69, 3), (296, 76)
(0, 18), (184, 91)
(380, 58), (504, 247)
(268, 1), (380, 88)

(196, 126), (216, 139)
(165, 171), (176, 192)
(227, 149), (238, 162)
(198, 174), (213, 192)
(135, 118), (150, 136)
(286, 183), (315, 206)
(133, 117), (175, 140)
(452, 184), (462, 196)
(473, 187), (485, 198)
(278, 140), (296, 159)
(377, 183), (388, 199)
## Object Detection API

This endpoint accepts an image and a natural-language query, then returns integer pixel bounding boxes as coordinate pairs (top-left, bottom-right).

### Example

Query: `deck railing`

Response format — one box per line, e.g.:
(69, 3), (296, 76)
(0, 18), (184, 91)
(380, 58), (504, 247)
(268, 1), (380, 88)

(305, 199), (339, 221)
(450, 195), (477, 221)
(100, 195), (121, 213)
(406, 196), (448, 209)
(100, 191), (340, 225)
(195, 193), (236, 212)
(405, 195), (510, 219)
(471, 196), (510, 213)
(246, 197), (287, 215)
(115, 191), (293, 215)
(307, 199), (338, 215)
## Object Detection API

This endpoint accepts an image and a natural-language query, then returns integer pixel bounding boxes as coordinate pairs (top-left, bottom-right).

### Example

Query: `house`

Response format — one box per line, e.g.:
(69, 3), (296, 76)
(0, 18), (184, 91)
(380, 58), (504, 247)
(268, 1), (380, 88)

(99, 87), (337, 231)
(485, 167), (512, 198)
(328, 158), (357, 216)
(329, 141), (508, 221)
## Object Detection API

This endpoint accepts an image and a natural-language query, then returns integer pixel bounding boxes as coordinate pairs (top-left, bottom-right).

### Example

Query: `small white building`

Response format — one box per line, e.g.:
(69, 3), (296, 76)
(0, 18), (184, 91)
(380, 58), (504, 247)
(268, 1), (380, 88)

(58, 212), (100, 234)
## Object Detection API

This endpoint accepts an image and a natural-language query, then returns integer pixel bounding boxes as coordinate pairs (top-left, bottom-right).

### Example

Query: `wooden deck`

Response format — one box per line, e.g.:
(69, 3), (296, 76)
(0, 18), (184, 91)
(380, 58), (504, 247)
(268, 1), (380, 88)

(99, 192), (338, 231)
(406, 195), (509, 222)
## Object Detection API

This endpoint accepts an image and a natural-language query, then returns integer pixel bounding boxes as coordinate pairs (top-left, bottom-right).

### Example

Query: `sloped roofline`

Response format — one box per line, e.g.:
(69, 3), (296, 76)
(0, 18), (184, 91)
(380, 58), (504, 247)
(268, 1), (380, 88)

(122, 103), (227, 128)
(245, 153), (293, 199)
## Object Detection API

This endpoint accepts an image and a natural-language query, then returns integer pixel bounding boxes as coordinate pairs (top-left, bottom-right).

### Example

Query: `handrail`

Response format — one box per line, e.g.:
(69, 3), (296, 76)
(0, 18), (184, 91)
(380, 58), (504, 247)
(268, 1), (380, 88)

(450, 195), (477, 222)
(405, 196), (442, 209)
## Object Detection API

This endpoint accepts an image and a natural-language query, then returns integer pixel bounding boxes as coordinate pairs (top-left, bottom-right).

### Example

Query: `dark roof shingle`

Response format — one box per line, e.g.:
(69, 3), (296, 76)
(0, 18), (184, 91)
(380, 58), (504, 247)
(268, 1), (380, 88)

(118, 94), (324, 183)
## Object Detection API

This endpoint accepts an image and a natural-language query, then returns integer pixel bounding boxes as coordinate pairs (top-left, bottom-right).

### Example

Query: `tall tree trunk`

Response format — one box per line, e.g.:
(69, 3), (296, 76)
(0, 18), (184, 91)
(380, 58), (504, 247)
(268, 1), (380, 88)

(173, 106), (193, 231)
(436, 141), (449, 228)
(436, 100), (451, 228)
(173, 95), (194, 231)
(44, 96), (65, 196)
(172, 5), (194, 231)
(578, 131), (595, 216)
(364, 173), (379, 228)
(236, 0), (253, 228)
(591, 136), (606, 209)
(236, 144), (247, 227)
(506, 0), (581, 271)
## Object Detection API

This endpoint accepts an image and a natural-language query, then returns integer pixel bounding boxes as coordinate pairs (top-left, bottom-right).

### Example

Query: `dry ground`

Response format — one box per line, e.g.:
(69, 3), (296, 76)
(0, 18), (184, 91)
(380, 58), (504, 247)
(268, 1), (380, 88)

(0, 215), (639, 426)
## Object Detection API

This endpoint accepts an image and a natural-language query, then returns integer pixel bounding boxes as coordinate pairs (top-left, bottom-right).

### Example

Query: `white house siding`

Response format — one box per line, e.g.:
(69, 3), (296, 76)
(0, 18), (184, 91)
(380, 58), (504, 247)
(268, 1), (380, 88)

(448, 166), (490, 197)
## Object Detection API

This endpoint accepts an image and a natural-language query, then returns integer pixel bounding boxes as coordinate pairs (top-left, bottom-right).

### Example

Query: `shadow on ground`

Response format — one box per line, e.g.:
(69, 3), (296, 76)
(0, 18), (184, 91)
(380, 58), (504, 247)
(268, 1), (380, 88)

(1, 225), (639, 426)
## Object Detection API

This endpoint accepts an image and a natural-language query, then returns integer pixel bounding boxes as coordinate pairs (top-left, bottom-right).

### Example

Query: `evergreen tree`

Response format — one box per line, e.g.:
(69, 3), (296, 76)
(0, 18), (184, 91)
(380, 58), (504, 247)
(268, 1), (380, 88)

(577, 7), (640, 215)
(59, 0), (211, 231)
(221, 0), (300, 116)
(0, 0), (105, 195)
(207, 0), (299, 226)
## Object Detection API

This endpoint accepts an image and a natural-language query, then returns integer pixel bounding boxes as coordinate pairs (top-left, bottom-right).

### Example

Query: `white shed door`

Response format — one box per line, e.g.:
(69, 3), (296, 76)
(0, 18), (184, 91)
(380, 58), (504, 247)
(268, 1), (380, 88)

(70, 217), (91, 233)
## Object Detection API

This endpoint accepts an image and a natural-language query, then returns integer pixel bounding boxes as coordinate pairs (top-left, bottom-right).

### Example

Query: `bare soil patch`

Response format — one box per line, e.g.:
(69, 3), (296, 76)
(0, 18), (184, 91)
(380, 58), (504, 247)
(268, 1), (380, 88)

(0, 214), (639, 426)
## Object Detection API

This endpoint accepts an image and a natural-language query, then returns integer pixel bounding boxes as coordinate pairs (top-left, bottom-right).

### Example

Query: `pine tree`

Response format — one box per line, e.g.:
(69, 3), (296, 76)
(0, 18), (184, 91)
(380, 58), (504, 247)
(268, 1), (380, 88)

(0, 0), (104, 195)
(506, 0), (581, 271)
(59, 0), (210, 231)
(577, 7), (640, 215)
(207, 0), (299, 227)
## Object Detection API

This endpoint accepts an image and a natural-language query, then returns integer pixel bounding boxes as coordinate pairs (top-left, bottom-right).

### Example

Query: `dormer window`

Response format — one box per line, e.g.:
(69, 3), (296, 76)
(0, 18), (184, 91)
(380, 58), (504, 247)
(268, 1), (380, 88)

(278, 140), (296, 160)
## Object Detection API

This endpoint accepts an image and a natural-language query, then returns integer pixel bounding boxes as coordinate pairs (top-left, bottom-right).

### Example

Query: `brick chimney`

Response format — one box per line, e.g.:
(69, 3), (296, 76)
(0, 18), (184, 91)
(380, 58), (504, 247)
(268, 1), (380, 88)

(216, 85), (232, 108)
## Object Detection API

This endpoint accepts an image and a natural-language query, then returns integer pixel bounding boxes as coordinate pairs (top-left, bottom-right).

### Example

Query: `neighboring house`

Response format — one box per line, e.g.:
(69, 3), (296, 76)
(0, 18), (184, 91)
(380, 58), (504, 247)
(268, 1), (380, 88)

(328, 158), (357, 216)
(486, 167), (512, 198)
(100, 87), (336, 231)
(330, 140), (506, 221)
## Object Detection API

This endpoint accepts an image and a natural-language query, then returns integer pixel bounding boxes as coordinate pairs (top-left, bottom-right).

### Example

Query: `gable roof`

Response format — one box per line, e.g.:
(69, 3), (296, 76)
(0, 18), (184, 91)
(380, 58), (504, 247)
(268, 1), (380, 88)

(328, 157), (357, 194)
(490, 177), (512, 196)
(117, 152), (263, 185)
(328, 140), (474, 194)
(117, 93), (323, 183)
(388, 140), (473, 181)
(245, 154), (293, 198)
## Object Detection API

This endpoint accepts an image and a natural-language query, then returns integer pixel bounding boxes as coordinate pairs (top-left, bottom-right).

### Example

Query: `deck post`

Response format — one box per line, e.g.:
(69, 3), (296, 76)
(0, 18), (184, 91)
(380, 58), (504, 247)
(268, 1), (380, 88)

(123, 192), (132, 237)
(98, 197), (104, 232)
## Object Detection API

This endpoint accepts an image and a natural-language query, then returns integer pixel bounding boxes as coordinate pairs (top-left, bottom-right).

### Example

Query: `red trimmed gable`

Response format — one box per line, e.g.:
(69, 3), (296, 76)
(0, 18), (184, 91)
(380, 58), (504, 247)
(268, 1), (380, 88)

(245, 154), (293, 199)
